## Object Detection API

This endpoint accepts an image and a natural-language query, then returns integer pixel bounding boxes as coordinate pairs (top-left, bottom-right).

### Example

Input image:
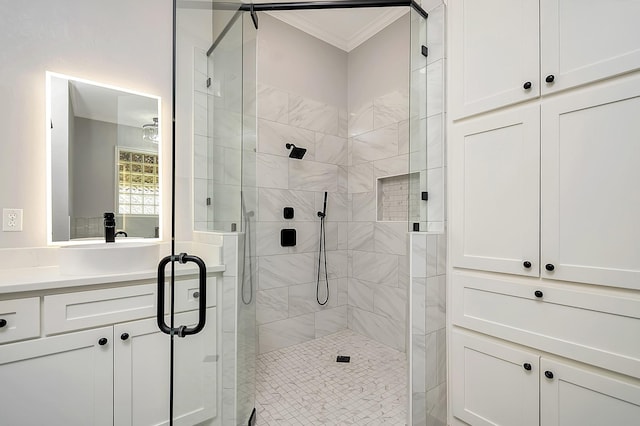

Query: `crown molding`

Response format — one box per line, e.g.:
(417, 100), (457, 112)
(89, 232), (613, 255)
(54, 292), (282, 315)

(266, 8), (407, 52)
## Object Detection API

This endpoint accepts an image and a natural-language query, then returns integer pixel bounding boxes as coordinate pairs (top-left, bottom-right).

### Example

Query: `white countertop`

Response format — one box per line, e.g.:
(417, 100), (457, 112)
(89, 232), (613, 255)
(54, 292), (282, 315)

(0, 264), (226, 294)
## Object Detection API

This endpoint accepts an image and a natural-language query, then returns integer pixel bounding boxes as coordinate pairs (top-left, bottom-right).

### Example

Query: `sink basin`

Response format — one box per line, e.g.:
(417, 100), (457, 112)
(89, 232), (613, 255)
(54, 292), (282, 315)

(58, 242), (160, 276)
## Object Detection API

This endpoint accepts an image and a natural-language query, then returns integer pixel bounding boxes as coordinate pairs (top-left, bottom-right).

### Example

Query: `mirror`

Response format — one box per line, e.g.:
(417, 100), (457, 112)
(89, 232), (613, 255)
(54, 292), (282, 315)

(46, 72), (162, 243)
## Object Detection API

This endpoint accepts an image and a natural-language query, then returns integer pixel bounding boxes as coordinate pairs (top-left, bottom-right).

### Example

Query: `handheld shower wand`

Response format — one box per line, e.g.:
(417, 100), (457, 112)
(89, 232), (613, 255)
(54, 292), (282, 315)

(316, 191), (329, 305)
(318, 191), (327, 218)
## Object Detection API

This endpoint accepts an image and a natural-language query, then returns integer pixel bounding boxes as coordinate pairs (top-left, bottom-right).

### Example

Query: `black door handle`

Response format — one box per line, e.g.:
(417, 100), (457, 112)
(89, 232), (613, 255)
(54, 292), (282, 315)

(157, 253), (207, 337)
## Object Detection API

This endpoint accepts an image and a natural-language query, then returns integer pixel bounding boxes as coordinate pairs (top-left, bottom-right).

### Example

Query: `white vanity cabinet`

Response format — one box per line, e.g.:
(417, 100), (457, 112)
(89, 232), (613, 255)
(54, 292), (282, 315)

(450, 0), (640, 118)
(0, 275), (219, 426)
(114, 308), (217, 426)
(452, 330), (640, 426)
(452, 74), (640, 290)
(0, 326), (114, 426)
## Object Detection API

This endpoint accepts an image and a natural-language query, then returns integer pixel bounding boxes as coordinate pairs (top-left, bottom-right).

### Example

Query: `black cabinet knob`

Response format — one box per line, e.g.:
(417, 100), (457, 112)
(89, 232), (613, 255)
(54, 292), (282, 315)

(545, 370), (554, 379)
(545, 74), (555, 83)
(120, 333), (130, 341)
(523, 81), (532, 90)
(0, 319), (6, 328)
(193, 291), (200, 299)
(523, 363), (532, 371)
(523, 261), (532, 268)
(545, 263), (555, 271)
(98, 338), (108, 346)
(534, 290), (544, 298)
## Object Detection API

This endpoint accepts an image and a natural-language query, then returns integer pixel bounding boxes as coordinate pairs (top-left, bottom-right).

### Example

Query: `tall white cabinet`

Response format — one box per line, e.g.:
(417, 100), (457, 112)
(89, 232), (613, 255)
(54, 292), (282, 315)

(449, 0), (640, 424)
(451, 0), (640, 119)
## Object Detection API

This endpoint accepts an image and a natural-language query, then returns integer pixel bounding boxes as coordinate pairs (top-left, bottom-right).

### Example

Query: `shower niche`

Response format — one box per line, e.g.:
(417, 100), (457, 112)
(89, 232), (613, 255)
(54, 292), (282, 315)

(376, 173), (420, 222)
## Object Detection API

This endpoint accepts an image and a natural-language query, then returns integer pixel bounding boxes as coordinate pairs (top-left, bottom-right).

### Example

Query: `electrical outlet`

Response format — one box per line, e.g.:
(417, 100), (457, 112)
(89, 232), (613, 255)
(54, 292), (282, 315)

(3, 208), (23, 232)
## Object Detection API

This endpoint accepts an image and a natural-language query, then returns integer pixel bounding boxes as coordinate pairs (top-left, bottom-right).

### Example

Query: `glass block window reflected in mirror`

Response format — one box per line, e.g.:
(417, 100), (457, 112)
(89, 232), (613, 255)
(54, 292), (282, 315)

(117, 148), (160, 215)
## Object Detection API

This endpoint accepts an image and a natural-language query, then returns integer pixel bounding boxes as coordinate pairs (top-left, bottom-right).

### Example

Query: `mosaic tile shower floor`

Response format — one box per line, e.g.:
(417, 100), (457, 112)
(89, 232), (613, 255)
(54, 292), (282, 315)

(255, 329), (408, 425)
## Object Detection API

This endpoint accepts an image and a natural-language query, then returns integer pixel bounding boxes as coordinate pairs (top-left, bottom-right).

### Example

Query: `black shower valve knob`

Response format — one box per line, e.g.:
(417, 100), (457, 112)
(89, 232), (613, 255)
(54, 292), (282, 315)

(283, 207), (294, 219)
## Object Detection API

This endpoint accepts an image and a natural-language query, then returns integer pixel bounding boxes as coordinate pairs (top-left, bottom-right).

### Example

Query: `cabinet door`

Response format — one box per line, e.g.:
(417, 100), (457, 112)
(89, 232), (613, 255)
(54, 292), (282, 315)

(540, 358), (640, 426)
(451, 105), (540, 276)
(0, 327), (113, 426)
(541, 74), (640, 290)
(114, 308), (217, 426)
(451, 331), (539, 426)
(450, 0), (539, 118)
(540, 0), (640, 95)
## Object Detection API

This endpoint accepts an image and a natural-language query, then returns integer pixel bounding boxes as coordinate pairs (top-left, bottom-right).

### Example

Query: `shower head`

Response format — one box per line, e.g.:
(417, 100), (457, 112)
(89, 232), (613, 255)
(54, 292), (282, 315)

(286, 143), (307, 159)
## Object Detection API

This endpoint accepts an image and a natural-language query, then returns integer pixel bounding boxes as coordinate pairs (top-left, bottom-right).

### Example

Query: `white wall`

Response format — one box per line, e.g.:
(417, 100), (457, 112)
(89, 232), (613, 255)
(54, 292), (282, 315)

(0, 0), (172, 248)
(258, 13), (348, 108)
(348, 14), (410, 112)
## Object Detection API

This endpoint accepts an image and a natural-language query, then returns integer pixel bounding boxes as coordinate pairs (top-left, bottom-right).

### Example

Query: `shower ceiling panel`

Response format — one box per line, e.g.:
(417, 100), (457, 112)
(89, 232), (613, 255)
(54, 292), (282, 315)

(255, 1), (408, 51)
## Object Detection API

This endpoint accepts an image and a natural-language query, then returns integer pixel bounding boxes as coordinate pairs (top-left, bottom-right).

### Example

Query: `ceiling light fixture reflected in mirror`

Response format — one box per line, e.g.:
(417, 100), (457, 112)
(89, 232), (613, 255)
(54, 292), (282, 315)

(142, 117), (159, 143)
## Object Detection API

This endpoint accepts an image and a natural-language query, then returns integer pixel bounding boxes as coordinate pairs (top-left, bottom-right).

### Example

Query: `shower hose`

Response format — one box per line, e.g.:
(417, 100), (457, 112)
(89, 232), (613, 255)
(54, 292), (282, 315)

(317, 192), (329, 305)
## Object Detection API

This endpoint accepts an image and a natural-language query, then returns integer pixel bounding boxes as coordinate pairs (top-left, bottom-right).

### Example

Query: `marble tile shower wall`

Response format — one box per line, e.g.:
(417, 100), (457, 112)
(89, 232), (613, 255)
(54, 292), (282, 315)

(346, 89), (411, 353)
(255, 17), (416, 355)
(411, 233), (447, 426)
(255, 83), (350, 354)
(255, 81), (412, 354)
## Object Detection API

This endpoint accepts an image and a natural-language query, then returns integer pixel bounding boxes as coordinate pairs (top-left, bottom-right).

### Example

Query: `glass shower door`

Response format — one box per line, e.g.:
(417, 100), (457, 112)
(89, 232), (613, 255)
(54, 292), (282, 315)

(156, 1), (256, 425)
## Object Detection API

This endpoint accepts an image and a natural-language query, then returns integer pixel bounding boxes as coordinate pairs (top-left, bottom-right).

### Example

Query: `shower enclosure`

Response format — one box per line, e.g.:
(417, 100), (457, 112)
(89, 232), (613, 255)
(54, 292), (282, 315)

(175, 0), (444, 424)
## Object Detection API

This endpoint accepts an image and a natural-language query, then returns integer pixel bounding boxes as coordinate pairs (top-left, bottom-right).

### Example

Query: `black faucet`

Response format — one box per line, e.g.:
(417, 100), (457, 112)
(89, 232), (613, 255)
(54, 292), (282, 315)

(104, 212), (116, 243)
